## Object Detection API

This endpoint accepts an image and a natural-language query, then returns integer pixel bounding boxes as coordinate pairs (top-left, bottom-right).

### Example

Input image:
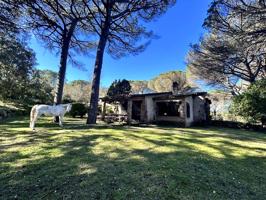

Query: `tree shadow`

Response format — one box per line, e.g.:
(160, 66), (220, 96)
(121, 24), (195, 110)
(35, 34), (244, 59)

(0, 118), (266, 199)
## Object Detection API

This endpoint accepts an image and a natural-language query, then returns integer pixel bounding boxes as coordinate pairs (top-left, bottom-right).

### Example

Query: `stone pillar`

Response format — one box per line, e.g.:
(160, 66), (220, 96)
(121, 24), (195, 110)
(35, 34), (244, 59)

(145, 96), (154, 123)
(179, 99), (185, 118)
(179, 98), (186, 127)
(127, 100), (132, 124)
(140, 100), (145, 122)
(118, 104), (122, 122)
(184, 96), (194, 127)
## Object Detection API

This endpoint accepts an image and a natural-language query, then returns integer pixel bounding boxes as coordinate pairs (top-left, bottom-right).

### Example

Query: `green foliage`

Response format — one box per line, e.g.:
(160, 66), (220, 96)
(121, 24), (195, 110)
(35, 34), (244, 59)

(0, 36), (54, 105)
(62, 95), (74, 104)
(107, 79), (131, 97)
(0, 36), (35, 101)
(26, 70), (53, 104)
(230, 79), (266, 123)
(68, 103), (87, 118)
(38, 69), (57, 88)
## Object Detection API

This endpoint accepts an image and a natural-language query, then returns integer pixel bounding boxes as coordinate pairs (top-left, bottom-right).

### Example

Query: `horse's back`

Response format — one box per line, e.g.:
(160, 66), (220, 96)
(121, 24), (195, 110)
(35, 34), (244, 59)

(33, 105), (52, 115)
(32, 104), (68, 116)
(36, 104), (51, 109)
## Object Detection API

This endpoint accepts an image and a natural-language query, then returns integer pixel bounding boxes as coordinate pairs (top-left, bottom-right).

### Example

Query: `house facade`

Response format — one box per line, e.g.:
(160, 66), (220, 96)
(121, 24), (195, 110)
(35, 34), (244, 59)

(126, 90), (210, 127)
(100, 83), (211, 127)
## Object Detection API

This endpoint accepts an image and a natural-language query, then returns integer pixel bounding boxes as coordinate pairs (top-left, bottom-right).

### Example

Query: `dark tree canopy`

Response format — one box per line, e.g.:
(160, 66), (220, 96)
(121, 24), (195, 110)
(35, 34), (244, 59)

(19, 0), (94, 53)
(187, 33), (265, 94)
(204, 0), (266, 44)
(107, 79), (131, 97)
(83, 0), (176, 59)
(187, 0), (266, 95)
(0, 0), (21, 35)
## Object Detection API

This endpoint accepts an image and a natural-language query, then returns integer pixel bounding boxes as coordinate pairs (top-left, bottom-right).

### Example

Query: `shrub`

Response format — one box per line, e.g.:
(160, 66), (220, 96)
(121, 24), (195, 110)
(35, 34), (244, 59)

(107, 107), (114, 114)
(63, 95), (73, 103)
(230, 79), (266, 124)
(69, 103), (87, 118)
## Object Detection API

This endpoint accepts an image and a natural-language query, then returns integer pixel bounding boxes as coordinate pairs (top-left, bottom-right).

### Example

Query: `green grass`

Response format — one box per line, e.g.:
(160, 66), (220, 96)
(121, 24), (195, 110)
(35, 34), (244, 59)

(0, 117), (266, 199)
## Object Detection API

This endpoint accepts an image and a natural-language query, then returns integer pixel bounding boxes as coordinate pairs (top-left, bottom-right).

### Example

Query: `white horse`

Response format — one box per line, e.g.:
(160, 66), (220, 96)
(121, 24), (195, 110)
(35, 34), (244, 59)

(30, 104), (72, 130)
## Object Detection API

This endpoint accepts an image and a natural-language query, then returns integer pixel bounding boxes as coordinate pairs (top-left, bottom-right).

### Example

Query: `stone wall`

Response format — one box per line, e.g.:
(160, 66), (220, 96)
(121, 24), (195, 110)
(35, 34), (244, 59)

(185, 96), (194, 127)
(127, 100), (132, 124)
(145, 96), (155, 122)
(193, 96), (207, 123)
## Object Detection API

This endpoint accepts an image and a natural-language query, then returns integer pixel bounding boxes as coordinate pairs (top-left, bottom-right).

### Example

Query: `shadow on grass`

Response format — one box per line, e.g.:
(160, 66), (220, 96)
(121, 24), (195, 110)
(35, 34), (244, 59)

(0, 118), (266, 199)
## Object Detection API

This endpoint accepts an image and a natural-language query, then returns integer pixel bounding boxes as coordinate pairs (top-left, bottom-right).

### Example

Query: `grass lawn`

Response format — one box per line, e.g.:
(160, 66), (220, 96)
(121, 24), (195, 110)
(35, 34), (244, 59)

(0, 117), (266, 199)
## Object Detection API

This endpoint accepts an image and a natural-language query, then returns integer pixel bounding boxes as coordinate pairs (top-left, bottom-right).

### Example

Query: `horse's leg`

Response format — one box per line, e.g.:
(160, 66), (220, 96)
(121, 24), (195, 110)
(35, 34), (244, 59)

(32, 119), (36, 130)
(59, 115), (63, 127)
(31, 118), (35, 130)
(30, 112), (36, 130)
(30, 106), (36, 129)
(32, 113), (39, 130)
(32, 117), (36, 130)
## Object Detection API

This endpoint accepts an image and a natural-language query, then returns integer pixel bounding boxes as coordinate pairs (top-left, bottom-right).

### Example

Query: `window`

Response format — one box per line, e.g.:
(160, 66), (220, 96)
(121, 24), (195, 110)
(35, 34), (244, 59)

(186, 102), (190, 118)
(157, 102), (181, 116)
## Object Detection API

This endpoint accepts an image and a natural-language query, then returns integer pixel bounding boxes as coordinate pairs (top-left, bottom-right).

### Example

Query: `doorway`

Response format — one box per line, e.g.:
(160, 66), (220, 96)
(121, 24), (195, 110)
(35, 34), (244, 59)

(132, 100), (142, 121)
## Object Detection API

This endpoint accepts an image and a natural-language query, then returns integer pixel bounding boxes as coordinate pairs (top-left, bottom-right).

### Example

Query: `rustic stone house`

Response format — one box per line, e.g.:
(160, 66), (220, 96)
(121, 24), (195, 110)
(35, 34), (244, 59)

(101, 83), (211, 127)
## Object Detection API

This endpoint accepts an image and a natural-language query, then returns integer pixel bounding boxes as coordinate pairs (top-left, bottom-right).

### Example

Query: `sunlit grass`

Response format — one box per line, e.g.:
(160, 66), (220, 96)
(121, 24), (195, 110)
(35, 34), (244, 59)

(0, 117), (266, 199)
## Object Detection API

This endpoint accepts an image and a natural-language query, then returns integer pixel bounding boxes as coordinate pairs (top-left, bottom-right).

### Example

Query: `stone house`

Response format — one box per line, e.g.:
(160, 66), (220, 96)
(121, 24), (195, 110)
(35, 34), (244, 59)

(101, 83), (211, 127)
(128, 94), (210, 127)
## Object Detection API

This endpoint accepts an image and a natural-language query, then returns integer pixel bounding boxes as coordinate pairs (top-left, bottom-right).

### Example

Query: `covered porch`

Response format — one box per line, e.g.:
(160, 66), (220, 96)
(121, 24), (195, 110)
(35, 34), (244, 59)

(127, 92), (194, 127)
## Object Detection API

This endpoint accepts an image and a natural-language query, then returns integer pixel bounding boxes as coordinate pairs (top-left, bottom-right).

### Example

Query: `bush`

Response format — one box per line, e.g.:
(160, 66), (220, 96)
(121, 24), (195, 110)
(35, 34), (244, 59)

(211, 120), (265, 132)
(230, 79), (266, 124)
(68, 103), (87, 118)
(63, 95), (73, 103)
(107, 107), (114, 114)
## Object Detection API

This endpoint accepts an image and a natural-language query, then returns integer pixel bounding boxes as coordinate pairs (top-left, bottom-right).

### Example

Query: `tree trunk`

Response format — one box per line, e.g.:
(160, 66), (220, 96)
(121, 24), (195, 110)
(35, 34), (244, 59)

(53, 21), (77, 122)
(87, 9), (111, 124)
(86, 31), (109, 124)
(53, 39), (69, 105)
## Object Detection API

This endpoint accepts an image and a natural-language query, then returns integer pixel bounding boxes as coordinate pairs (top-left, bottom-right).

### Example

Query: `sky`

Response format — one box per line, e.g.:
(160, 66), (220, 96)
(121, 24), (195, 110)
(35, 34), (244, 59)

(30, 0), (212, 87)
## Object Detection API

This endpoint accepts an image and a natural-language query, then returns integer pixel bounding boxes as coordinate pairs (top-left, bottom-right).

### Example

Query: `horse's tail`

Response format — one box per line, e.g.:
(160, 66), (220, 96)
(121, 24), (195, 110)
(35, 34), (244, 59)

(30, 105), (37, 128)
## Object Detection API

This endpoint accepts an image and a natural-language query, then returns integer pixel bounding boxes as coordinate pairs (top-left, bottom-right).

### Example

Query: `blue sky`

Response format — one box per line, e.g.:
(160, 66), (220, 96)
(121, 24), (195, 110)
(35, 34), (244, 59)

(30, 0), (212, 87)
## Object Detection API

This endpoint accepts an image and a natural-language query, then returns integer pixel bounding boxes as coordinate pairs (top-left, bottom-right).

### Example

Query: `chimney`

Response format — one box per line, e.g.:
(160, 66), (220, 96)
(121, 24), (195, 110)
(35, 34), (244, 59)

(172, 81), (179, 95)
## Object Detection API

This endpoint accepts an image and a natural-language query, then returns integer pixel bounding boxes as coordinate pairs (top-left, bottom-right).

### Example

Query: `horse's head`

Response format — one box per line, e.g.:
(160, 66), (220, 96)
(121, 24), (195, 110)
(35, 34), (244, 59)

(66, 104), (72, 112)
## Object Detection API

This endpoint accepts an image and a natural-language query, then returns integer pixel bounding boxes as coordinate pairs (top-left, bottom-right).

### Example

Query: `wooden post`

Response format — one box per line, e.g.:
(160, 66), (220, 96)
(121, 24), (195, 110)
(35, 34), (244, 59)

(102, 101), (106, 121)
